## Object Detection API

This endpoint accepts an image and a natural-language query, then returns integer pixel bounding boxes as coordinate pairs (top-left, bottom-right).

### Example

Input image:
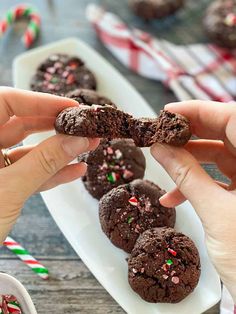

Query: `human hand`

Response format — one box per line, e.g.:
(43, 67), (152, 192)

(151, 100), (236, 302)
(0, 87), (99, 244)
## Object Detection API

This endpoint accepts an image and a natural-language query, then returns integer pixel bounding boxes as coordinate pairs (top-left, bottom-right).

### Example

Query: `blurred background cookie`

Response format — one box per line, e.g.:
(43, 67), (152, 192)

(30, 53), (96, 95)
(204, 0), (236, 48)
(128, 0), (185, 20)
(66, 88), (116, 107)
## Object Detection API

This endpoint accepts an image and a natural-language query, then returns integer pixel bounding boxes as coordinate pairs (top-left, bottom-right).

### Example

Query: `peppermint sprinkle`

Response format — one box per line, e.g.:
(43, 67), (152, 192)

(127, 217), (134, 224)
(162, 274), (169, 280)
(66, 74), (75, 84)
(168, 248), (177, 257)
(107, 147), (114, 154)
(44, 73), (52, 80)
(132, 268), (138, 274)
(171, 271), (176, 276)
(134, 224), (141, 233)
(62, 71), (69, 78)
(171, 276), (180, 284)
(100, 161), (108, 170)
(166, 259), (173, 266)
(68, 61), (78, 69)
(47, 67), (56, 74)
(224, 13), (236, 26)
(107, 172), (119, 183)
(162, 264), (168, 272)
(123, 169), (133, 179)
(129, 196), (138, 206)
(115, 149), (122, 159)
(140, 267), (145, 273)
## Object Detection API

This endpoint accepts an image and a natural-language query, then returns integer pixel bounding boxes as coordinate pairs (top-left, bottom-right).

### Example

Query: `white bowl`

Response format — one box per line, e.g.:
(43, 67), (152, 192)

(0, 273), (37, 313)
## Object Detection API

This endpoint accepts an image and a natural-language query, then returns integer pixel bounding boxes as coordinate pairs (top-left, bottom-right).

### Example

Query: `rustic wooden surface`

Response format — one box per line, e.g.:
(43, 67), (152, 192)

(0, 0), (221, 313)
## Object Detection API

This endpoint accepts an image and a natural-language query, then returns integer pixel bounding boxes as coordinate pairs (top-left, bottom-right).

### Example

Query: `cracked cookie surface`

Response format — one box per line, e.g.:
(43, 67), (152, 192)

(128, 227), (201, 303)
(99, 180), (176, 253)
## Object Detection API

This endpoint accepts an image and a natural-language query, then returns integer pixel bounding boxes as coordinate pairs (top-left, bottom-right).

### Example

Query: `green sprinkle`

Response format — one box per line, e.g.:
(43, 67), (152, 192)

(107, 172), (115, 183)
(166, 259), (173, 266)
(127, 217), (134, 224)
(50, 77), (58, 84)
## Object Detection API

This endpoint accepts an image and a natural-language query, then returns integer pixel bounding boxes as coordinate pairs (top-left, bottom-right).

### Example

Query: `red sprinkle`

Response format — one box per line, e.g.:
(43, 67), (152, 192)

(66, 74), (75, 84)
(168, 248), (177, 256)
(68, 61), (79, 69)
(128, 196), (138, 206)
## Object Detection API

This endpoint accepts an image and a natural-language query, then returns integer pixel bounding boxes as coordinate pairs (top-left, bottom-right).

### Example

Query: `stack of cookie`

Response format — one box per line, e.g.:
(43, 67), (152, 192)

(31, 53), (201, 304)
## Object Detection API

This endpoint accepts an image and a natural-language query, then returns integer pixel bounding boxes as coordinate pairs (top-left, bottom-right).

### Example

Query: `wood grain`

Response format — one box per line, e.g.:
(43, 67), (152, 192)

(0, 0), (221, 313)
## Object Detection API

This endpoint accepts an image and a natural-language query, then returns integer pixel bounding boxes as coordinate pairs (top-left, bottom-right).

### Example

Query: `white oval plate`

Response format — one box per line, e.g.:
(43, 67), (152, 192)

(13, 38), (221, 314)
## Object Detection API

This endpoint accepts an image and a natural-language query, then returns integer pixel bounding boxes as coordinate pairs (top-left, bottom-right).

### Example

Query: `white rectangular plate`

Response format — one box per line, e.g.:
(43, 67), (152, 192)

(13, 38), (221, 314)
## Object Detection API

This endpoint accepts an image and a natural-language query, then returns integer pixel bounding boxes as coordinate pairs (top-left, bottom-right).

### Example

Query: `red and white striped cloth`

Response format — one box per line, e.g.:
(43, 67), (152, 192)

(86, 3), (236, 103)
(86, 3), (236, 313)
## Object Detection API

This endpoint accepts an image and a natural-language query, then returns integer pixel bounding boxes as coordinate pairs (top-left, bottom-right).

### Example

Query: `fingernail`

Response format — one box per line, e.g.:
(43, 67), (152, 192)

(62, 136), (89, 158)
(164, 102), (178, 110)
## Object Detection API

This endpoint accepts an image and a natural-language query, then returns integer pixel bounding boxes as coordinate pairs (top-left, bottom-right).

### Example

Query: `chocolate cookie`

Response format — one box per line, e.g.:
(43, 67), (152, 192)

(130, 110), (191, 147)
(30, 54), (96, 95)
(55, 105), (191, 147)
(204, 0), (236, 48)
(65, 88), (116, 107)
(129, 0), (185, 20)
(81, 139), (146, 199)
(128, 227), (201, 303)
(99, 180), (176, 253)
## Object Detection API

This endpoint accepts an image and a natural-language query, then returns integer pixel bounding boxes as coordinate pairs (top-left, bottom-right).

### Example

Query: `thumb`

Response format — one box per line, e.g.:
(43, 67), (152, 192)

(4, 134), (95, 199)
(150, 143), (225, 220)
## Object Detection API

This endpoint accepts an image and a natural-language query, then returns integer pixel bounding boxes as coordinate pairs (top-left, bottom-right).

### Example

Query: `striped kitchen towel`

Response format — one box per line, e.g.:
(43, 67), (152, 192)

(86, 3), (236, 103)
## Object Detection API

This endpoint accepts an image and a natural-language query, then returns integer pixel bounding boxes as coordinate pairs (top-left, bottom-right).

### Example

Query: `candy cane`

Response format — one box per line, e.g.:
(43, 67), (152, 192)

(0, 4), (41, 48)
(0, 295), (22, 314)
(3, 237), (49, 280)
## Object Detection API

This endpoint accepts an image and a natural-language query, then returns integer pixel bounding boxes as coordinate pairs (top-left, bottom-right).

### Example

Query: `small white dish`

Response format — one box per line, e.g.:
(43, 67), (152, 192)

(13, 38), (221, 314)
(0, 273), (37, 314)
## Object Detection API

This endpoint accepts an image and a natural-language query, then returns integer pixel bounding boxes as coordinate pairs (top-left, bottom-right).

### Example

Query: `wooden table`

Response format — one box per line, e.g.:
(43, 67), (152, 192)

(0, 0), (221, 313)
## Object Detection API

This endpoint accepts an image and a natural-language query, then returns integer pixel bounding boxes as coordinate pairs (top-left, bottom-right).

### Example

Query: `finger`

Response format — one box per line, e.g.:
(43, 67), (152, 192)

(151, 143), (227, 222)
(160, 181), (230, 208)
(0, 87), (78, 126)
(0, 116), (55, 148)
(38, 162), (87, 191)
(185, 140), (236, 179)
(1, 135), (99, 200)
(1, 146), (88, 190)
(165, 100), (236, 145)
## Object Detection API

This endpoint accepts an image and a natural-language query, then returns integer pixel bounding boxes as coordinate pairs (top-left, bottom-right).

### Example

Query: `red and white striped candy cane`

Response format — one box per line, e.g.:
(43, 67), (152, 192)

(0, 4), (41, 48)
